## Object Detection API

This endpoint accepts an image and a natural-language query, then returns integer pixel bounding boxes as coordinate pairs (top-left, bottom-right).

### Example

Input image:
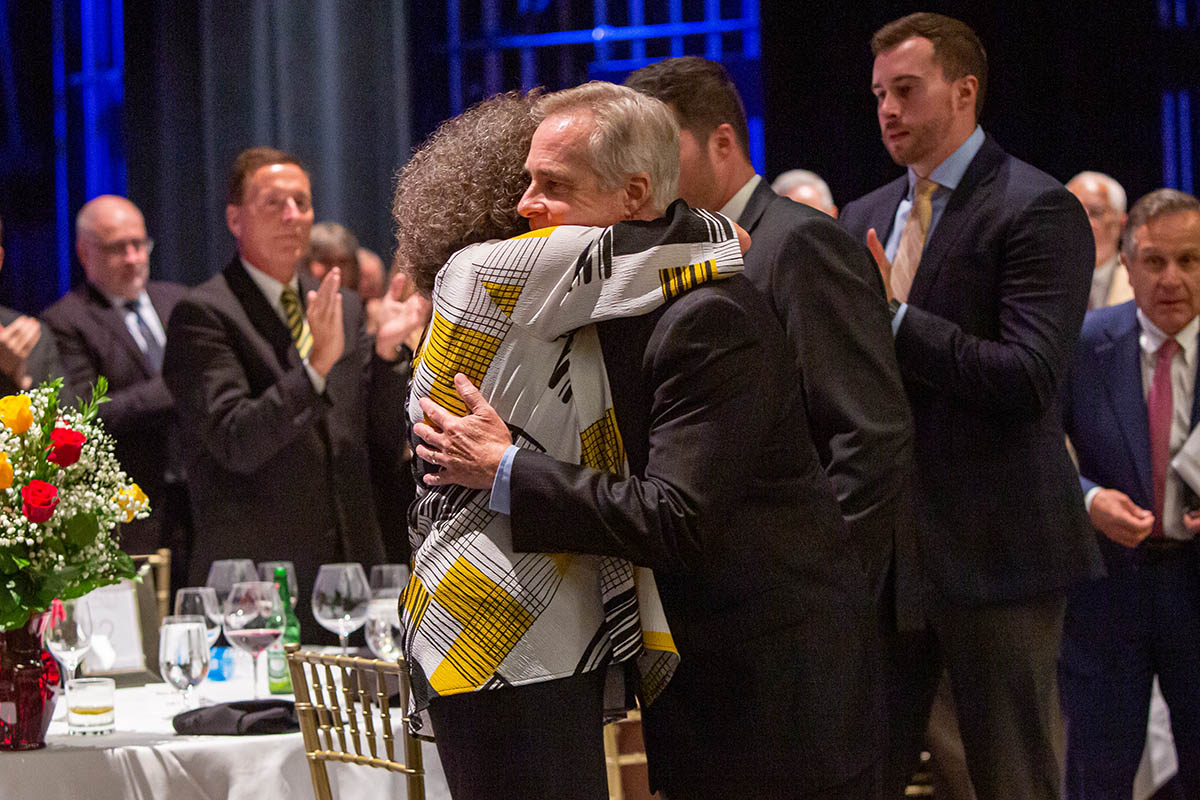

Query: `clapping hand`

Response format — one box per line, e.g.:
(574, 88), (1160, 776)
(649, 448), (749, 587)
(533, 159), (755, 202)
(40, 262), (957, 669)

(375, 271), (432, 361)
(0, 316), (41, 389)
(866, 228), (894, 302)
(306, 268), (345, 376)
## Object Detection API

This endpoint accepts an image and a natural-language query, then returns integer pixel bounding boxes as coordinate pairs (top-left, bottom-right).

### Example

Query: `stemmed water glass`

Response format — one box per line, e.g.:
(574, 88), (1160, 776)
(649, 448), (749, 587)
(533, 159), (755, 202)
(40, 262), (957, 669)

(43, 598), (93, 683)
(369, 564), (409, 597)
(364, 597), (403, 662)
(257, 561), (298, 609)
(158, 615), (211, 710)
(312, 563), (370, 655)
(174, 587), (223, 647)
(223, 581), (285, 699)
(205, 559), (257, 602)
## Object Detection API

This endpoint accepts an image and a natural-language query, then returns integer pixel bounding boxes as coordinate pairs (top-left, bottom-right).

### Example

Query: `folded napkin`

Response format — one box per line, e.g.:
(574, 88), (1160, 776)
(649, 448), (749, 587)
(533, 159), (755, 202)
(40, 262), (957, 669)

(173, 699), (299, 735)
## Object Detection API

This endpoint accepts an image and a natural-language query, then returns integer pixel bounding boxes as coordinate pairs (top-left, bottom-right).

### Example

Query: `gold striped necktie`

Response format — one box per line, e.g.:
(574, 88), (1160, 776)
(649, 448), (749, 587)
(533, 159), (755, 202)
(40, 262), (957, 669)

(890, 176), (939, 302)
(280, 285), (313, 359)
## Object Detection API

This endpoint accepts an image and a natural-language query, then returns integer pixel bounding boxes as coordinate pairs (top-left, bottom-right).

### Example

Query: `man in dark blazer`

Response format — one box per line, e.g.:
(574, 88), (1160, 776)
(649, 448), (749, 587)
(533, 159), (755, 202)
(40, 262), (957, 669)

(415, 87), (881, 799)
(44, 195), (189, 574)
(0, 212), (66, 398)
(1060, 189), (1200, 799)
(839, 13), (1101, 800)
(162, 147), (410, 637)
(624, 56), (913, 603)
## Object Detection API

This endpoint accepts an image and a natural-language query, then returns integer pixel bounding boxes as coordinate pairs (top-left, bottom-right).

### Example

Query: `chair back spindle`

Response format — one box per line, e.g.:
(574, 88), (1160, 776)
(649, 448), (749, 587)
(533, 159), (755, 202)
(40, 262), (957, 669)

(285, 644), (425, 800)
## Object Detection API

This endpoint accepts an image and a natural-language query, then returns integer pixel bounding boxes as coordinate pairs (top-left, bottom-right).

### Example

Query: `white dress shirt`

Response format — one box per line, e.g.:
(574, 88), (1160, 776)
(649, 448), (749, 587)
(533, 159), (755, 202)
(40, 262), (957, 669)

(103, 289), (166, 354)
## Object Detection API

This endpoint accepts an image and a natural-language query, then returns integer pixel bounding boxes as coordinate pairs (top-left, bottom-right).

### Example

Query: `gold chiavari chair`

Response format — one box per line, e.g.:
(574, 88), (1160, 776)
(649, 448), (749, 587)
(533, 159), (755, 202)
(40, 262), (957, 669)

(285, 644), (425, 800)
(603, 708), (649, 800)
(129, 547), (171, 620)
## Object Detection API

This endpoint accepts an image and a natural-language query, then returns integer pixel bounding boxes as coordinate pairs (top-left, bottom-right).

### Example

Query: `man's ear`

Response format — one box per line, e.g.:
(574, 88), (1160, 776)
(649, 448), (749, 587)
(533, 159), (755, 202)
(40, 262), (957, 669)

(710, 123), (741, 162)
(955, 75), (978, 114)
(0, 244), (5, 273)
(624, 172), (653, 218)
(225, 204), (242, 239)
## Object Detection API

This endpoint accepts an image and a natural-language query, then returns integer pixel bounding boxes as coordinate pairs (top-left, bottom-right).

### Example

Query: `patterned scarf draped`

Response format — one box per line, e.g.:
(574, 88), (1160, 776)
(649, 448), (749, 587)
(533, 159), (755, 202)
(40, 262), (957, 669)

(401, 200), (743, 729)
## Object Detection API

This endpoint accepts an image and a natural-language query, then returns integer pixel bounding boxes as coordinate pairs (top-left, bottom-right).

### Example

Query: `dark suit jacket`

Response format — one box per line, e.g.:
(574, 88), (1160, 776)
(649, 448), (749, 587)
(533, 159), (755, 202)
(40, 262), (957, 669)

(508, 276), (881, 795)
(1060, 301), (1199, 673)
(44, 281), (186, 498)
(1062, 301), (1200, 574)
(0, 305), (65, 397)
(840, 135), (1103, 606)
(739, 180), (913, 594)
(162, 258), (407, 625)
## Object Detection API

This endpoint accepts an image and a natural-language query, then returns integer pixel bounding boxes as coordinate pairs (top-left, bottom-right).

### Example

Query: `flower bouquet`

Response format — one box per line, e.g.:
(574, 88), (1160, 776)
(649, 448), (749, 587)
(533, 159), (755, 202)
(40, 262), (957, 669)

(0, 377), (148, 749)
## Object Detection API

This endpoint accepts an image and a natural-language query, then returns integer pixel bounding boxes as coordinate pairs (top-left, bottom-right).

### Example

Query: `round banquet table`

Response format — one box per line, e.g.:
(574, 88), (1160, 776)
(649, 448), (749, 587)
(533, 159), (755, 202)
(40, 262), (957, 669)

(1, 658), (449, 800)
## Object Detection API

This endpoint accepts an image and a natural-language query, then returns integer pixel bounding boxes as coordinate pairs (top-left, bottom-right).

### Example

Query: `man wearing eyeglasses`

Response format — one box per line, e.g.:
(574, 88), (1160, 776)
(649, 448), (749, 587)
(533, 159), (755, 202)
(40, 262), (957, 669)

(1067, 171), (1134, 310)
(44, 194), (190, 566)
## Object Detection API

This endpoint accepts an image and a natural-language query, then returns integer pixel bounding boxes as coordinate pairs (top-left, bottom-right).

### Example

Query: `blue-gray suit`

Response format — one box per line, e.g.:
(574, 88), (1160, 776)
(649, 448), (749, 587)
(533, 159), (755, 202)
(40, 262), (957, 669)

(1060, 300), (1200, 798)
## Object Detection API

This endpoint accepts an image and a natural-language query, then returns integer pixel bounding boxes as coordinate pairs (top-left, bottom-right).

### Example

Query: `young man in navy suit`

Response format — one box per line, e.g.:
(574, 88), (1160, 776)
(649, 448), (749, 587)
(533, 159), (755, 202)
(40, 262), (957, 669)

(1061, 189), (1200, 799)
(840, 13), (1101, 800)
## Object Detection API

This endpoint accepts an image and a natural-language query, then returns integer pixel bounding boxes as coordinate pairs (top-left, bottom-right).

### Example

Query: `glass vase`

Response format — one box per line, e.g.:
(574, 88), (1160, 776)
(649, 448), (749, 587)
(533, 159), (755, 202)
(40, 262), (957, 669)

(0, 622), (61, 750)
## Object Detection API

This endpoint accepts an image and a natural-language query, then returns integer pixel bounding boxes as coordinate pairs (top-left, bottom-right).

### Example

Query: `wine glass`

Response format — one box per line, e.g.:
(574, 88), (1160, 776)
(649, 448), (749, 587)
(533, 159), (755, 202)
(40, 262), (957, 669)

(43, 598), (93, 683)
(369, 564), (409, 598)
(158, 615), (211, 710)
(311, 563), (370, 655)
(223, 581), (285, 699)
(257, 561), (298, 609)
(364, 596), (403, 661)
(205, 559), (257, 602)
(174, 587), (222, 647)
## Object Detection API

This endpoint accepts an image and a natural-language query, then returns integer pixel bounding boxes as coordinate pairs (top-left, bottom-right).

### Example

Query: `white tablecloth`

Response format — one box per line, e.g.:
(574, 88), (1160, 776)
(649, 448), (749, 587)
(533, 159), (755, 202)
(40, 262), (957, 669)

(1, 667), (449, 800)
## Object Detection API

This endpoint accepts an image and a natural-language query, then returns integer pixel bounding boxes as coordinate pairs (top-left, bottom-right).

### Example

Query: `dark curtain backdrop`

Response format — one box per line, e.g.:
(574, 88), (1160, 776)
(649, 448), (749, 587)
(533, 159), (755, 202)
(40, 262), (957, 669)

(123, 1), (412, 286)
(760, 0), (1180, 210)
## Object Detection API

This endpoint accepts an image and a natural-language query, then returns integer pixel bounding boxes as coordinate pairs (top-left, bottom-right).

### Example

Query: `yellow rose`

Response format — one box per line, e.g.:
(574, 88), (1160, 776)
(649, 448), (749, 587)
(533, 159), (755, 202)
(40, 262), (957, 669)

(116, 483), (149, 523)
(0, 453), (11, 490)
(0, 395), (33, 435)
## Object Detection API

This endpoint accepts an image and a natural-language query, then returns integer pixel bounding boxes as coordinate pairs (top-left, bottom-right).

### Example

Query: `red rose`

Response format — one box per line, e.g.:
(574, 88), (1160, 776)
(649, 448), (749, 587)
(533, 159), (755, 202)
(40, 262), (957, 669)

(21, 480), (59, 523)
(47, 427), (85, 468)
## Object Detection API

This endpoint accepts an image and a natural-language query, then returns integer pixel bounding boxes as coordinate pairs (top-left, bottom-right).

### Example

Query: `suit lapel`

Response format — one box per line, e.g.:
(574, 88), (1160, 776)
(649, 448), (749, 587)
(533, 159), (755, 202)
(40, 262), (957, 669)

(222, 258), (303, 372)
(1099, 308), (1153, 502)
(909, 136), (1007, 307)
(84, 283), (152, 378)
(738, 180), (776, 234)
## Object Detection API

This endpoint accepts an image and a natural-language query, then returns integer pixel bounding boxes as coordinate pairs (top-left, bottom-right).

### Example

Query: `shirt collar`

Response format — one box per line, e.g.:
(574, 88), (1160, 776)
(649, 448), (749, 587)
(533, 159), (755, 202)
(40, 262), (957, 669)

(240, 257), (299, 311)
(1138, 308), (1199, 367)
(908, 125), (985, 197)
(719, 174), (763, 222)
(98, 285), (151, 313)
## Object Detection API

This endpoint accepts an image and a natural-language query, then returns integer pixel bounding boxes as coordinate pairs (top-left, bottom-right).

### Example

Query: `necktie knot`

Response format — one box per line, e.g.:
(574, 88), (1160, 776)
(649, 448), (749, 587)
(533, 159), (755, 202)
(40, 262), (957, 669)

(1158, 337), (1181, 365)
(913, 177), (939, 232)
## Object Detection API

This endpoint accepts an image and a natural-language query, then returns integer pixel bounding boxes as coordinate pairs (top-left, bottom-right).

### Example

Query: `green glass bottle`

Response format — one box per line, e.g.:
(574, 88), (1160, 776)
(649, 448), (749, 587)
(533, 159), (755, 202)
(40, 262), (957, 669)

(267, 566), (301, 694)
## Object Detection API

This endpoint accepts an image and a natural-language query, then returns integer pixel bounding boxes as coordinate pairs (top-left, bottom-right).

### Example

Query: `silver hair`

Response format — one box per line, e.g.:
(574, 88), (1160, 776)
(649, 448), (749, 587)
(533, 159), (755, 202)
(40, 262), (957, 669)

(1069, 170), (1127, 214)
(535, 82), (680, 215)
(1122, 188), (1200, 257)
(771, 169), (835, 210)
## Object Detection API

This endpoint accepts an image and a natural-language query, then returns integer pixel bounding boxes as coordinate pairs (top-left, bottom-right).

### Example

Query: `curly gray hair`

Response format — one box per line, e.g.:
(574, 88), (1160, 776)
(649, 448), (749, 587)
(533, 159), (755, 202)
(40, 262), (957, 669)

(392, 90), (540, 296)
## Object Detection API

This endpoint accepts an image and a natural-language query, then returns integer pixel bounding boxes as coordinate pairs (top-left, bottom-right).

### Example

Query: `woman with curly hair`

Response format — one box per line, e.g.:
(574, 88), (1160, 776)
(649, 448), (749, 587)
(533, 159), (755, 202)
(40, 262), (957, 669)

(393, 84), (746, 799)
